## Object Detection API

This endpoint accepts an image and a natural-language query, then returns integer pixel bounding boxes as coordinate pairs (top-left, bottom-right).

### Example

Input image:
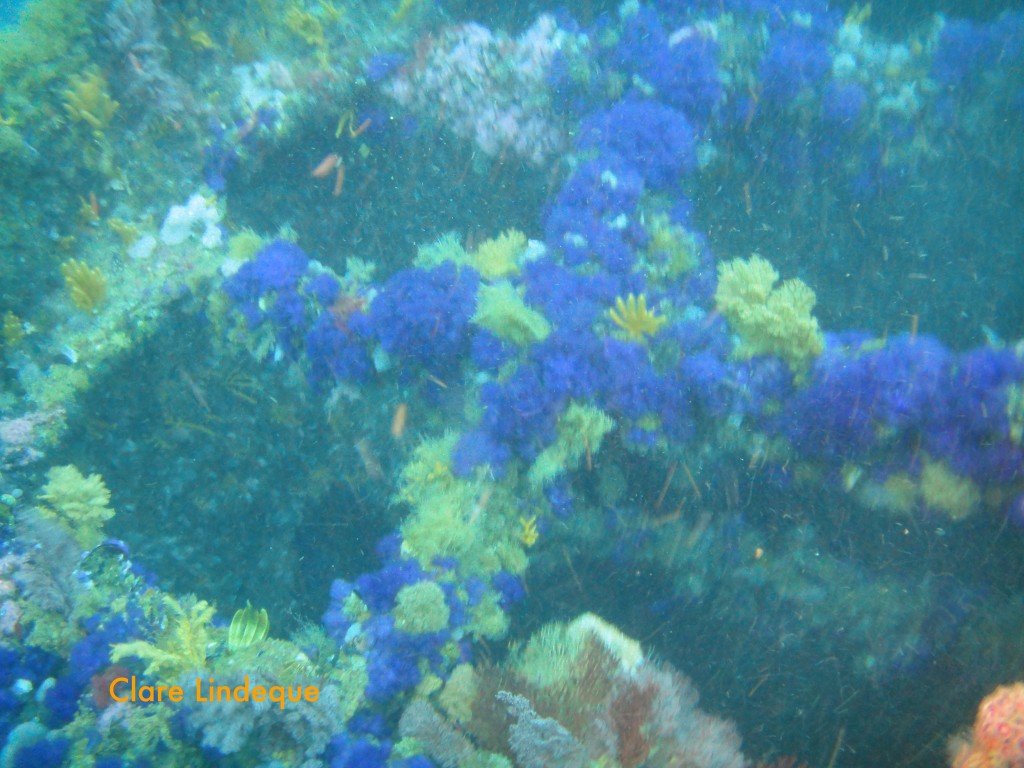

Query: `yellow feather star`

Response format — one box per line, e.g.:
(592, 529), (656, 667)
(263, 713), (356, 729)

(519, 515), (539, 547)
(609, 293), (666, 340)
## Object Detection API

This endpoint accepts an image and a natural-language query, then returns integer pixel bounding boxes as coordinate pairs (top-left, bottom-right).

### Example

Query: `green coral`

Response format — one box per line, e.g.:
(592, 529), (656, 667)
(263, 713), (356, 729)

(414, 229), (527, 281)
(399, 470), (479, 565)
(1007, 383), (1024, 445)
(396, 436), (527, 641)
(393, 435), (546, 641)
(397, 433), (461, 505)
(284, 5), (326, 48)
(0, 125), (31, 163)
(38, 464), (114, 548)
(468, 591), (509, 640)
(714, 254), (824, 373)
(393, 581), (450, 634)
(470, 229), (527, 280)
(528, 402), (615, 488)
(226, 228), (267, 263)
(414, 232), (468, 269)
(510, 613), (642, 690)
(65, 701), (196, 766)
(438, 663), (478, 724)
(920, 457), (981, 521)
(111, 594), (218, 680)
(853, 469), (919, 514)
(646, 212), (699, 277)
(848, 456), (981, 520)
(0, 0), (95, 92)
(23, 363), (90, 411)
(472, 281), (550, 346)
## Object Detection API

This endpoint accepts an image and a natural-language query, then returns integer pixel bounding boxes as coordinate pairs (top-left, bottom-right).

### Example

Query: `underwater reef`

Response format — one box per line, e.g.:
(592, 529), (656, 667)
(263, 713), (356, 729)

(1, 0), (1024, 766)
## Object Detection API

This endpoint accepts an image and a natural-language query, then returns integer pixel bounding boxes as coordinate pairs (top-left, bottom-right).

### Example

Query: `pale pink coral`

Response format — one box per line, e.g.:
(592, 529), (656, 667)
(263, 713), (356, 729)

(385, 15), (567, 166)
(0, 553), (25, 637)
(0, 599), (21, 637)
(0, 408), (63, 466)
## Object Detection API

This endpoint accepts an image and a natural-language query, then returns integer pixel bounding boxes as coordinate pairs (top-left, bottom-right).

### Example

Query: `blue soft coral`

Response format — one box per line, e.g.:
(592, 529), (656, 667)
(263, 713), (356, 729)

(613, 6), (721, 126)
(577, 98), (697, 189)
(362, 263), (479, 374)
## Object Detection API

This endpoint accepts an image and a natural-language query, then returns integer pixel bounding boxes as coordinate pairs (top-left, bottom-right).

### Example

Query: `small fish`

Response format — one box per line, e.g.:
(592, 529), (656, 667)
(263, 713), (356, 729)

(355, 438), (383, 479)
(311, 153), (340, 178)
(390, 403), (408, 439)
(179, 369), (211, 412)
(981, 324), (1005, 349)
(332, 163), (346, 197)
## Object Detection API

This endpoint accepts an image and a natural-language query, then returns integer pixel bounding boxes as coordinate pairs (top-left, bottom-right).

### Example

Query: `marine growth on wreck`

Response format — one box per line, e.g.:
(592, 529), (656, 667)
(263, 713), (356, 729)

(1, 0), (1023, 766)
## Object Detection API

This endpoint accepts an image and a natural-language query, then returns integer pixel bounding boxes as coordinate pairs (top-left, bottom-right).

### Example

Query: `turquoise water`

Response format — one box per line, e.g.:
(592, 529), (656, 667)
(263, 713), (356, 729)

(0, 1), (1023, 767)
(0, 1), (27, 27)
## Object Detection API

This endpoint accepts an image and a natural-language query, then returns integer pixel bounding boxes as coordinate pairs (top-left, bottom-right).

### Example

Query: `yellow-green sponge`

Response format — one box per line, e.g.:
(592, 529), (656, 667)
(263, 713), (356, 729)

(393, 581), (451, 635)
(473, 281), (550, 346)
(715, 254), (824, 373)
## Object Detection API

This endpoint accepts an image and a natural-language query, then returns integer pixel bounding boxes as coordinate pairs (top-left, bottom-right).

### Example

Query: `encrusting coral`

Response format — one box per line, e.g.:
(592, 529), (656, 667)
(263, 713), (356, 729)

(645, 212), (700, 278)
(848, 455), (983, 521)
(715, 254), (824, 373)
(950, 682), (1024, 768)
(920, 456), (981, 521)
(3, 310), (25, 346)
(414, 229), (529, 281)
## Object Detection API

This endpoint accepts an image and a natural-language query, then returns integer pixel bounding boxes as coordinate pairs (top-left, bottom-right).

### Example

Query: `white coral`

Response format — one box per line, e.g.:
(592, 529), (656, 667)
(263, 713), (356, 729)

(160, 194), (222, 248)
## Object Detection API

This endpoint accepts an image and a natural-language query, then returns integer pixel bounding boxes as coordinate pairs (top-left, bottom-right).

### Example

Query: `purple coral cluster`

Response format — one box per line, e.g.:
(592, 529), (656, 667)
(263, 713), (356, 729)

(576, 98), (698, 191)
(549, 4), (722, 131)
(323, 537), (522, 704)
(225, 242), (484, 390)
(46, 3), (1024, 765)
(758, 26), (834, 106)
(358, 263), (479, 377)
(223, 240), (314, 358)
(356, 3), (1024, 511)
(781, 335), (1024, 486)
(611, 5), (723, 126)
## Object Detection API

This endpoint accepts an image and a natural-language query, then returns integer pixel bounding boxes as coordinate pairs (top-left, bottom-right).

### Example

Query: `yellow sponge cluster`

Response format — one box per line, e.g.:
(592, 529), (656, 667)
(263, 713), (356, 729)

(715, 255), (824, 373)
(471, 229), (527, 280)
(473, 282), (550, 345)
(38, 464), (114, 547)
(414, 230), (528, 281)
(393, 581), (450, 634)
(847, 456), (981, 521)
(527, 402), (615, 488)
